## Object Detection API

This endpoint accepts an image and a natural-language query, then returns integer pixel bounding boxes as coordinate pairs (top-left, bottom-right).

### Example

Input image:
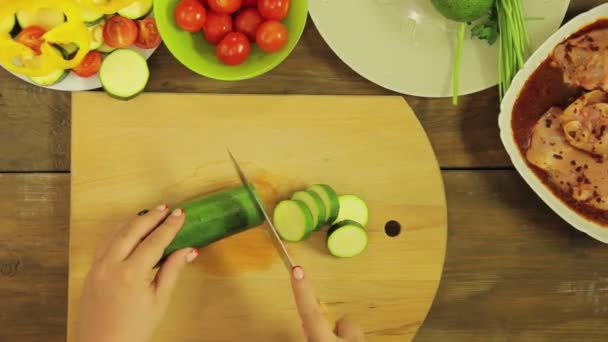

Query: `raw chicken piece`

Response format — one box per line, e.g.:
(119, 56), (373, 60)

(552, 28), (608, 92)
(557, 90), (608, 156)
(527, 107), (608, 210)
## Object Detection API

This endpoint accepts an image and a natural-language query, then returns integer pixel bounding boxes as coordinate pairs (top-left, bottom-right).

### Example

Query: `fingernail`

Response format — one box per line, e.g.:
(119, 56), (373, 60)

(156, 204), (167, 211)
(186, 249), (198, 263)
(137, 209), (149, 216)
(171, 208), (183, 217)
(293, 266), (304, 280)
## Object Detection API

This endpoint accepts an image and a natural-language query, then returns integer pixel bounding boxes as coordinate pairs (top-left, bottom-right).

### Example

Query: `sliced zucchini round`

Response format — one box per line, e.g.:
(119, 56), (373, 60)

(292, 190), (327, 231)
(29, 68), (68, 86)
(88, 22), (104, 50)
(0, 14), (15, 34)
(97, 43), (116, 54)
(99, 49), (149, 101)
(327, 220), (368, 258)
(273, 200), (314, 242)
(16, 8), (65, 31)
(78, 4), (104, 25)
(308, 184), (340, 224)
(333, 194), (369, 226)
(57, 43), (79, 59)
(118, 0), (153, 19)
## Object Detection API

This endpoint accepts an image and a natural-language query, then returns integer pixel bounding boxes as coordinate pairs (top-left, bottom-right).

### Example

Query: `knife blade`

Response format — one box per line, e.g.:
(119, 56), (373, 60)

(227, 149), (296, 272)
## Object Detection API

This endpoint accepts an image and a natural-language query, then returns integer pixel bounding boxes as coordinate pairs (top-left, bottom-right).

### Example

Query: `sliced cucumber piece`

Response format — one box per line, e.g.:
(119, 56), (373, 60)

(0, 14), (15, 34)
(334, 194), (369, 226)
(118, 0), (153, 19)
(97, 43), (116, 53)
(327, 220), (368, 258)
(29, 68), (68, 86)
(292, 190), (326, 231)
(79, 4), (104, 25)
(308, 184), (340, 224)
(99, 49), (149, 100)
(16, 8), (65, 31)
(273, 200), (314, 242)
(88, 22), (104, 50)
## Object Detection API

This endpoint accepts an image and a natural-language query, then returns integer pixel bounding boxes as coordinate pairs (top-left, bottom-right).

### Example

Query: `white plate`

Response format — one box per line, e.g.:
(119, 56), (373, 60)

(499, 3), (608, 243)
(309, 0), (570, 97)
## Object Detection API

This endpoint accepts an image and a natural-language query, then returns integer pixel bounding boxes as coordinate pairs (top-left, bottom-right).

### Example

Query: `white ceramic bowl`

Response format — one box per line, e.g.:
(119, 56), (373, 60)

(499, 3), (608, 243)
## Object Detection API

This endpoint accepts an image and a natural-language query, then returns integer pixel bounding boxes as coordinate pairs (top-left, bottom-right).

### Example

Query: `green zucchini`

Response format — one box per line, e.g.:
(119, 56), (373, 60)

(99, 49), (149, 100)
(118, 0), (153, 19)
(79, 4), (104, 25)
(57, 43), (79, 59)
(88, 21), (104, 50)
(291, 190), (326, 231)
(273, 200), (314, 242)
(162, 184), (264, 259)
(333, 194), (369, 226)
(327, 220), (368, 258)
(0, 14), (15, 34)
(16, 8), (65, 31)
(308, 184), (340, 224)
(97, 43), (116, 54)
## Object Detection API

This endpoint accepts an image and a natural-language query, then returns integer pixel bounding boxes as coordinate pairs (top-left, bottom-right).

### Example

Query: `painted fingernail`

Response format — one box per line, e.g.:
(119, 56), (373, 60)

(186, 249), (199, 263)
(171, 208), (183, 217)
(156, 204), (168, 211)
(137, 209), (149, 216)
(293, 266), (304, 280)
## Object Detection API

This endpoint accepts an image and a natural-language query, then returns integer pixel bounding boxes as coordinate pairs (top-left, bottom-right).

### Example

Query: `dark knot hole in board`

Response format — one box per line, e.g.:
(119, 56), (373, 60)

(384, 220), (401, 237)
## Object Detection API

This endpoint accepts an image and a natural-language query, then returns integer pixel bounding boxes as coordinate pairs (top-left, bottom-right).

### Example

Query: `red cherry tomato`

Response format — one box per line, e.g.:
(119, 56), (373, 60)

(257, 0), (290, 20)
(72, 50), (102, 78)
(234, 8), (263, 41)
(103, 15), (139, 48)
(202, 11), (233, 45)
(15, 26), (46, 55)
(216, 31), (250, 65)
(174, 0), (207, 32)
(242, 0), (257, 6)
(135, 18), (162, 49)
(255, 20), (288, 52)
(207, 0), (242, 14)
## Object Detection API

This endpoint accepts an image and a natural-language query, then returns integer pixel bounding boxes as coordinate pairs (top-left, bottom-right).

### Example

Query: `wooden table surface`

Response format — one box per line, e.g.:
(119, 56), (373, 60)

(1, 1), (607, 340)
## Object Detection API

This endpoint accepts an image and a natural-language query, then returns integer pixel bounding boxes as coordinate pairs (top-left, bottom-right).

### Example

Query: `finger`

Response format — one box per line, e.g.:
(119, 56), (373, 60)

(103, 204), (170, 261)
(154, 247), (198, 303)
(335, 316), (364, 340)
(128, 208), (186, 270)
(290, 266), (332, 341)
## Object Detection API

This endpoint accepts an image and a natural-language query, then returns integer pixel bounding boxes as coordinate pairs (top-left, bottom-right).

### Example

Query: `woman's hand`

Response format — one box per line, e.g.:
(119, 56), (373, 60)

(75, 205), (199, 342)
(290, 266), (365, 342)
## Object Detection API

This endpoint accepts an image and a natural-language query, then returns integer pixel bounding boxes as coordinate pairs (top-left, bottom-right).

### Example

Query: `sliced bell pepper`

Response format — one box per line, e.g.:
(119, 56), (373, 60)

(0, 0), (92, 77)
(80, 0), (137, 15)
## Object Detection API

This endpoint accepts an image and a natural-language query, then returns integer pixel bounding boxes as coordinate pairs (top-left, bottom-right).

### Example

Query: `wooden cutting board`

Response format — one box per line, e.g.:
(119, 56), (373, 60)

(69, 92), (447, 342)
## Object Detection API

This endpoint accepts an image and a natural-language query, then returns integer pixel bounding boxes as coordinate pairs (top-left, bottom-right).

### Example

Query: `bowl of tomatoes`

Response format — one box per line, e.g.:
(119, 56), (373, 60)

(154, 0), (307, 80)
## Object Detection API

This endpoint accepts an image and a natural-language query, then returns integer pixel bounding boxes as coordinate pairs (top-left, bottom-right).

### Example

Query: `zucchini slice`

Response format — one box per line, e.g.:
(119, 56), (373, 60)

(79, 4), (104, 25)
(57, 43), (79, 59)
(308, 184), (340, 224)
(327, 220), (368, 258)
(292, 190), (326, 231)
(333, 194), (369, 226)
(273, 200), (314, 242)
(118, 0), (153, 19)
(29, 68), (68, 86)
(99, 49), (149, 100)
(16, 8), (65, 31)
(0, 14), (15, 34)
(88, 22), (104, 50)
(97, 43), (116, 54)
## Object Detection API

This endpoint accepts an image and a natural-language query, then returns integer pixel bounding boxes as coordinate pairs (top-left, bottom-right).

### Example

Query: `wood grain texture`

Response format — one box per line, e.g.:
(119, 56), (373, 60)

(68, 92), (447, 341)
(3, 171), (608, 341)
(0, 174), (69, 342)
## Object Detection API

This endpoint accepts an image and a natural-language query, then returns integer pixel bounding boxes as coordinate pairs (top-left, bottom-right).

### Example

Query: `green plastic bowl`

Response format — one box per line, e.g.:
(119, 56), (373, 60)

(154, 0), (308, 80)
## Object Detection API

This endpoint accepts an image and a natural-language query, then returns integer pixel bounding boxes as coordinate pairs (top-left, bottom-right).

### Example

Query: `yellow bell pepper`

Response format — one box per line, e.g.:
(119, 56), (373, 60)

(80, 0), (137, 15)
(0, 0), (92, 77)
